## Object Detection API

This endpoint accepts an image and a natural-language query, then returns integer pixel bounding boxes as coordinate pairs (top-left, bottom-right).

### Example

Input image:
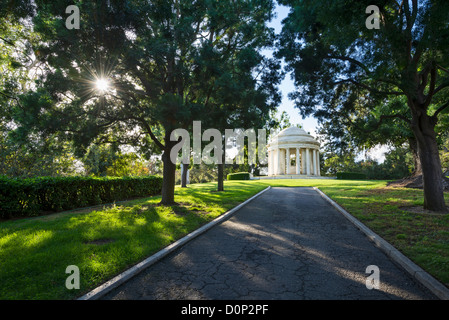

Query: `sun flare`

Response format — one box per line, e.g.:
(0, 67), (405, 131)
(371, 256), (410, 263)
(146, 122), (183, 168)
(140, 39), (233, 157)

(95, 78), (110, 93)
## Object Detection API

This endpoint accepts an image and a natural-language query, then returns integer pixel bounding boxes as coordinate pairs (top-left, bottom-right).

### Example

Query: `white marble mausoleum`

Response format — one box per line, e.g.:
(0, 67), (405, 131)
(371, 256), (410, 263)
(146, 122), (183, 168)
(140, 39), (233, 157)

(267, 126), (320, 177)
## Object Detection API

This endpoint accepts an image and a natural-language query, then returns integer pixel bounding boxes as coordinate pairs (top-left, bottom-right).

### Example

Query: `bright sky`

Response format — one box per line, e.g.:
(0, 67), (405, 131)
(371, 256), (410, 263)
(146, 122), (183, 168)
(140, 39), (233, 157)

(265, 4), (319, 137)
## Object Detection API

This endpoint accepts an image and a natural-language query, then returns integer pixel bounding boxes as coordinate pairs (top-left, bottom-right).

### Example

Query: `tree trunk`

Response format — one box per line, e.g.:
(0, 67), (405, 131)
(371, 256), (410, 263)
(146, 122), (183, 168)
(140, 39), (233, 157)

(217, 163), (224, 191)
(408, 137), (422, 176)
(181, 163), (188, 188)
(411, 110), (447, 212)
(160, 133), (177, 205)
(217, 136), (225, 191)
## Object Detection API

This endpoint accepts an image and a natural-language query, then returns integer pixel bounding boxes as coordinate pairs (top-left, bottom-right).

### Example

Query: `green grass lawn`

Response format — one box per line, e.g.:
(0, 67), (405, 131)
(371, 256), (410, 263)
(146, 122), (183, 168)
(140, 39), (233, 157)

(0, 178), (448, 299)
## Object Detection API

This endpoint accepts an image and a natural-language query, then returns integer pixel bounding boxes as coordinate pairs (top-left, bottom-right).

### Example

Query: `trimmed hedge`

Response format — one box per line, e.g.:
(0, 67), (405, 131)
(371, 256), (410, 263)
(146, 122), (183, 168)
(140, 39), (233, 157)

(227, 172), (251, 181)
(336, 172), (367, 180)
(0, 175), (163, 219)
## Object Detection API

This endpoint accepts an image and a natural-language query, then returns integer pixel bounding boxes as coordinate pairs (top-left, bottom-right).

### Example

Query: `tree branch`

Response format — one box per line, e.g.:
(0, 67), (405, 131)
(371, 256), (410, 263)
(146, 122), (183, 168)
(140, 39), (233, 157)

(432, 101), (449, 119)
(332, 79), (404, 96)
(437, 64), (449, 74)
(326, 55), (370, 74)
(424, 67), (436, 108)
(403, 0), (418, 63)
(361, 114), (411, 133)
(433, 82), (449, 96)
(140, 119), (165, 150)
(101, 94), (165, 150)
(325, 53), (402, 90)
(418, 63), (432, 92)
(379, 113), (411, 125)
(397, 0), (404, 15)
(0, 90), (25, 110)
(0, 36), (15, 47)
(338, 109), (410, 134)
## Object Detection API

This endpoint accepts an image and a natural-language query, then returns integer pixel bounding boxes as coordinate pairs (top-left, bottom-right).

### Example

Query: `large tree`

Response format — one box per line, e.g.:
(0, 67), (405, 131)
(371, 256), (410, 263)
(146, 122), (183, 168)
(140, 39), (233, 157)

(278, 0), (449, 212)
(1, 3), (80, 178)
(314, 88), (423, 176)
(9, 0), (279, 204)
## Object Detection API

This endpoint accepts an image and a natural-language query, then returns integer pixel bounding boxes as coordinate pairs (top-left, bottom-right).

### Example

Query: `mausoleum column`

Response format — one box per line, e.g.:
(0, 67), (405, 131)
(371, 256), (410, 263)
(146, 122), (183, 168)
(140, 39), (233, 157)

(306, 148), (311, 175)
(281, 148), (284, 175)
(286, 148), (290, 174)
(313, 149), (317, 176)
(277, 148), (281, 175)
(267, 150), (270, 175)
(267, 150), (271, 175)
(273, 148), (281, 175)
(296, 148), (300, 174)
(301, 148), (305, 174)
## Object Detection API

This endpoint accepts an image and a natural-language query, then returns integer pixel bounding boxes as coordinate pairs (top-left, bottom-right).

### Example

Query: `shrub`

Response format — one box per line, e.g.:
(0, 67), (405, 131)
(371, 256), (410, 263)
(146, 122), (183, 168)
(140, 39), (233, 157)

(227, 172), (251, 180)
(336, 172), (367, 180)
(0, 175), (163, 219)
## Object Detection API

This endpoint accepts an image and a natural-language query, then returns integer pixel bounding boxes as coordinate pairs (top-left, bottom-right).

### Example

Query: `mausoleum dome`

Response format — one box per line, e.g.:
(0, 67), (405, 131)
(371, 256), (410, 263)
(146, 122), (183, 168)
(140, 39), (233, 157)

(269, 126), (320, 147)
(278, 126), (308, 136)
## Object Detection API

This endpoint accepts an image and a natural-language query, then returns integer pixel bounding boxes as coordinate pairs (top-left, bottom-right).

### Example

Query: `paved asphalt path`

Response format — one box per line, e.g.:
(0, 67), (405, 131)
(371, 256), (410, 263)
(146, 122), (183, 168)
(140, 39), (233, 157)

(102, 187), (437, 300)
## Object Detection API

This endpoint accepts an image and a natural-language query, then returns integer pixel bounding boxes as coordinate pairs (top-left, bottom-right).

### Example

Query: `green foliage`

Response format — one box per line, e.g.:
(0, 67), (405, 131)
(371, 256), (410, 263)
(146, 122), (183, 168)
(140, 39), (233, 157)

(175, 163), (256, 185)
(267, 110), (294, 132)
(0, 134), (79, 178)
(363, 146), (414, 180)
(227, 172), (251, 180)
(177, 163), (216, 184)
(336, 172), (367, 180)
(0, 175), (162, 219)
(82, 144), (119, 177)
(106, 154), (150, 177)
(322, 148), (359, 176)
(323, 143), (414, 180)
(3, 0), (281, 202)
(21, 0), (280, 149)
(82, 144), (152, 177)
